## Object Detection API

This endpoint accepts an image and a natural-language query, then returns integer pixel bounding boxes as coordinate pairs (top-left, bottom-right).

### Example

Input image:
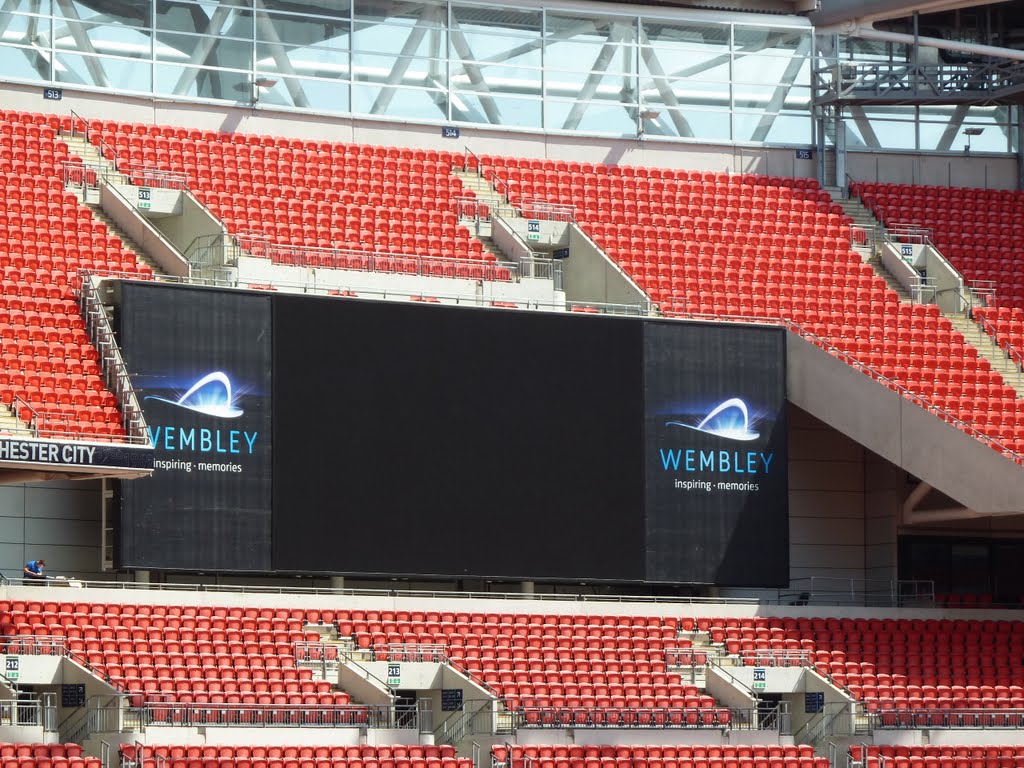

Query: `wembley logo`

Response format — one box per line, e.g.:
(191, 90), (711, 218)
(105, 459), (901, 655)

(144, 371), (244, 419)
(665, 397), (760, 442)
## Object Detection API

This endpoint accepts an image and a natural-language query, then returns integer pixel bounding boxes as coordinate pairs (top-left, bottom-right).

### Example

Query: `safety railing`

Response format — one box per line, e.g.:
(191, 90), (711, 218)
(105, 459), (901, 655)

(786, 577), (936, 608)
(973, 311), (1024, 385)
(79, 274), (151, 444)
(139, 701), (414, 729)
(63, 159), (187, 194)
(69, 269), (645, 320)
(793, 701), (859, 744)
(370, 643), (447, 663)
(867, 707), (1024, 729)
(970, 280), (998, 306)
(567, 300), (647, 316)
(292, 640), (341, 680)
(118, 164), (189, 190)
(738, 648), (814, 667)
(62, 693), (127, 743)
(10, 395), (39, 434)
(0, 694), (57, 731)
(462, 146), (511, 202)
(437, 698), (500, 744)
(514, 704), (784, 730)
(665, 646), (714, 667)
(0, 635), (66, 655)
(848, 223), (876, 253)
(909, 275), (937, 305)
(517, 198), (576, 223)
(885, 223), (935, 247)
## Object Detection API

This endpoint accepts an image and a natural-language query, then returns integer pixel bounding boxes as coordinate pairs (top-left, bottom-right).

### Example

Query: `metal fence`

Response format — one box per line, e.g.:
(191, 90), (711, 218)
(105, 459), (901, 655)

(0, 695), (56, 730)
(0, 635), (66, 655)
(140, 702), (417, 729)
(738, 648), (813, 667)
(868, 708), (1024, 729)
(514, 706), (737, 729)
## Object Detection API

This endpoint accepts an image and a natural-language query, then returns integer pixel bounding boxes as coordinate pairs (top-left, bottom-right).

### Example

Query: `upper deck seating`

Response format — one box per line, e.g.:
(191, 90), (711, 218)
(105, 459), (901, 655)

(0, 110), (153, 439)
(476, 158), (1023, 457)
(89, 122), (511, 280)
(852, 181), (1024, 311)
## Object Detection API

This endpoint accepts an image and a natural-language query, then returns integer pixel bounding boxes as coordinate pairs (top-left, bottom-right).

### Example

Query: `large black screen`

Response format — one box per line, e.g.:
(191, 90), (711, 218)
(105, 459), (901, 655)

(643, 322), (788, 586)
(272, 297), (646, 581)
(114, 283), (789, 586)
(118, 283), (273, 571)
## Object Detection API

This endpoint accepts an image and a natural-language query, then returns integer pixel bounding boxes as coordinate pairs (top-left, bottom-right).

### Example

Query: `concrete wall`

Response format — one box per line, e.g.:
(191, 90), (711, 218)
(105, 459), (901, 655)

(235, 257), (562, 306)
(0, 480), (104, 581)
(100, 184), (190, 277)
(560, 226), (649, 308)
(153, 191), (227, 258)
(847, 151), (1018, 190)
(788, 405), (867, 584)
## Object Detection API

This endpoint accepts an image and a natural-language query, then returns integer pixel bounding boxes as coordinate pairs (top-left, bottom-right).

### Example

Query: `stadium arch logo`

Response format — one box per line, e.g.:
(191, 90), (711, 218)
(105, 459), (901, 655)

(144, 371), (244, 419)
(665, 397), (760, 442)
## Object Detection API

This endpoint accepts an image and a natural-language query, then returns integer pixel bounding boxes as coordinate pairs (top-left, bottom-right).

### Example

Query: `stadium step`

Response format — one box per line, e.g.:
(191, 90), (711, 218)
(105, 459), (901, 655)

(60, 135), (165, 276)
(823, 187), (885, 260)
(0, 403), (32, 437)
(946, 313), (1024, 399)
(87, 207), (163, 277)
(474, 233), (510, 264)
(866, 255), (914, 303)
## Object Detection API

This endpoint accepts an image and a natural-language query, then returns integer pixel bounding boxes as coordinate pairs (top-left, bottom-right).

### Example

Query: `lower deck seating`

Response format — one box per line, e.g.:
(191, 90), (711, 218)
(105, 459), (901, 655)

(0, 600), (351, 712)
(690, 615), (1024, 711)
(493, 745), (826, 768)
(0, 744), (98, 768)
(852, 744), (1024, 768)
(121, 745), (468, 768)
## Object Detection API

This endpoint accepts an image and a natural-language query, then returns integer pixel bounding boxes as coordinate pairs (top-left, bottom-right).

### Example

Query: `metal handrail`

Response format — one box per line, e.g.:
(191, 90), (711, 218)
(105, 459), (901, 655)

(10, 395), (39, 434)
(80, 274), (151, 443)
(335, 646), (398, 695)
(867, 707), (1024, 729)
(738, 648), (814, 667)
(117, 164), (189, 190)
(974, 311), (1024, 386)
(140, 701), (412, 728)
(516, 197), (576, 222)
(514, 703), (784, 730)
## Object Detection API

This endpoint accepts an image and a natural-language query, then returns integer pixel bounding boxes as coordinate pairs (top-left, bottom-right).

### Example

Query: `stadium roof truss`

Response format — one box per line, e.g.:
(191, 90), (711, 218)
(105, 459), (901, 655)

(0, 0), (814, 144)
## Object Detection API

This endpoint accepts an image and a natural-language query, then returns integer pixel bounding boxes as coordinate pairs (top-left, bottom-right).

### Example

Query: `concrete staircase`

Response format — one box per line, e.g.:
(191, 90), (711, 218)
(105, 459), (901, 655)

(823, 185), (882, 262)
(452, 168), (517, 262)
(0, 404), (32, 436)
(823, 188), (1024, 402)
(947, 313), (1024, 398)
(61, 134), (163, 276)
(89, 207), (162, 276)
